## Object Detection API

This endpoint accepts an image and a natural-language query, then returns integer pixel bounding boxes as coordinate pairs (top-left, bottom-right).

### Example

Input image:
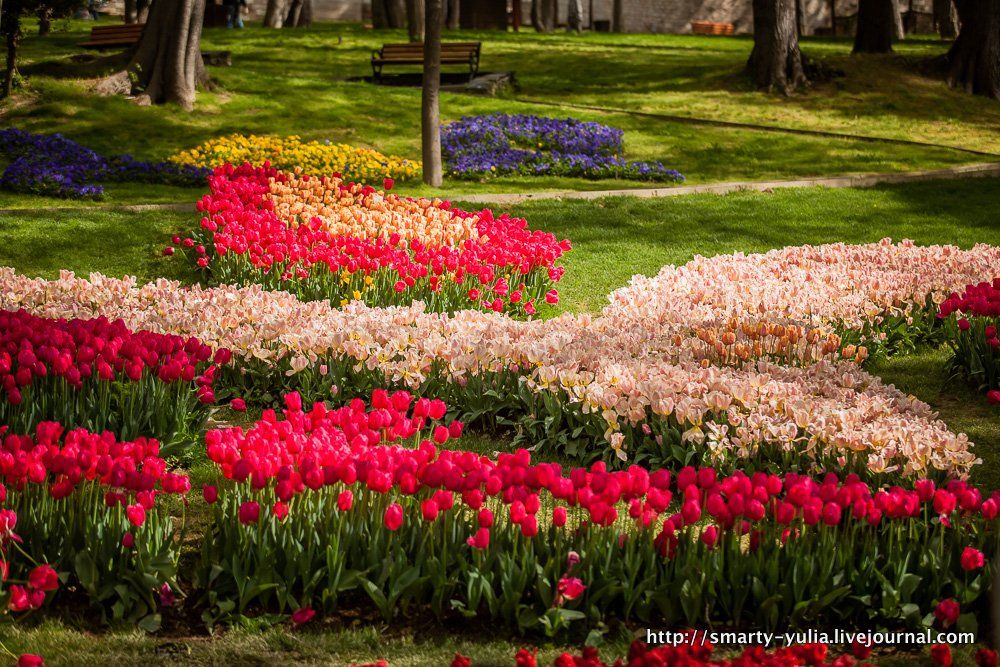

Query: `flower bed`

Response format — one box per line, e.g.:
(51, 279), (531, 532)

(0, 421), (188, 627)
(167, 163), (569, 316)
(199, 391), (997, 633)
(603, 240), (1000, 357)
(0, 129), (208, 199)
(938, 279), (1000, 401)
(170, 134), (421, 183)
(0, 249), (982, 478)
(0, 309), (229, 457)
(441, 114), (685, 182)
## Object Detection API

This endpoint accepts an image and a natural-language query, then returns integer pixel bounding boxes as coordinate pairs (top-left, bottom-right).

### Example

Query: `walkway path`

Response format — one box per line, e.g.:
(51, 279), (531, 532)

(455, 162), (1000, 205)
(3, 162), (999, 214)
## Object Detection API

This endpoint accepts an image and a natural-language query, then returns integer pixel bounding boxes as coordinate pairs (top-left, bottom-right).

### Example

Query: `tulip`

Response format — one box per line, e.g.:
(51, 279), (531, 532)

(960, 547), (985, 571)
(384, 503), (404, 531)
(238, 501), (261, 525)
(27, 564), (59, 592)
(934, 598), (960, 627)
(291, 607), (316, 626)
(17, 656), (44, 667)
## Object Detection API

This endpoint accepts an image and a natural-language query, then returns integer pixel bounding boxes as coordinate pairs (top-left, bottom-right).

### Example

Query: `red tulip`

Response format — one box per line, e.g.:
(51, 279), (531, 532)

(384, 503), (403, 531)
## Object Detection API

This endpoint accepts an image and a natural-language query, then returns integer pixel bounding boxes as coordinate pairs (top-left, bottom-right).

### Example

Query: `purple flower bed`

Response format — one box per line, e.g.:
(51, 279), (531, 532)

(441, 113), (685, 182)
(0, 128), (210, 199)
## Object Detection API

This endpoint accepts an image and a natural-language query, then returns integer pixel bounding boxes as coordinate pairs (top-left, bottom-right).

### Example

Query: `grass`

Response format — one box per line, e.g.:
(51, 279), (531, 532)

(2, 20), (999, 207)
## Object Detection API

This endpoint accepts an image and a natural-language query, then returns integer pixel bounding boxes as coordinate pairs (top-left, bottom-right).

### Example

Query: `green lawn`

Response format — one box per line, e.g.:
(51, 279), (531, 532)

(2, 20), (999, 206)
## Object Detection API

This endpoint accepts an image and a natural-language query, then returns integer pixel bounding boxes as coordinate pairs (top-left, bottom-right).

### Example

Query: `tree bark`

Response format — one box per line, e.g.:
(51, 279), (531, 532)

(853, 0), (896, 53)
(946, 0), (1000, 99)
(136, 0), (150, 22)
(3, 14), (17, 99)
(934, 0), (958, 38)
(264, 0), (290, 27)
(124, 0), (138, 23)
(567, 0), (582, 32)
(96, 0), (208, 110)
(406, 0), (424, 41)
(530, 0), (541, 30)
(388, 0), (406, 27)
(890, 0), (906, 38)
(612, 0), (624, 31)
(37, 6), (52, 35)
(536, 0), (555, 31)
(285, 0), (312, 26)
(747, 0), (808, 93)
(422, 0), (442, 187)
(446, 0), (459, 28)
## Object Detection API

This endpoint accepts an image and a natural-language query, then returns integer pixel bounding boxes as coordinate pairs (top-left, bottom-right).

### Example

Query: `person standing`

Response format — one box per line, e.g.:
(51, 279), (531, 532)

(224, 0), (246, 28)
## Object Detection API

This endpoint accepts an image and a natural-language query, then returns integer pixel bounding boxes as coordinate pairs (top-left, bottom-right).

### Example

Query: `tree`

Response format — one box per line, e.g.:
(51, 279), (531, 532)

(446, 0), (459, 29)
(285, 0), (312, 27)
(95, 0), (208, 110)
(2, 0), (77, 96)
(422, 0), (442, 186)
(853, 0), (896, 53)
(372, 0), (405, 28)
(535, 0), (555, 31)
(612, 0), (623, 31)
(1, 1), (20, 98)
(933, 0), (958, 39)
(406, 0), (424, 41)
(945, 0), (1000, 99)
(567, 0), (583, 32)
(264, 0), (290, 27)
(746, 0), (808, 94)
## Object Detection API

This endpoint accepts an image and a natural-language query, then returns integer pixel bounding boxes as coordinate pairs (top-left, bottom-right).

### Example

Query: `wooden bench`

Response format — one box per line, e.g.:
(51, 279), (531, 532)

(371, 42), (481, 82)
(78, 23), (145, 50)
(690, 20), (734, 36)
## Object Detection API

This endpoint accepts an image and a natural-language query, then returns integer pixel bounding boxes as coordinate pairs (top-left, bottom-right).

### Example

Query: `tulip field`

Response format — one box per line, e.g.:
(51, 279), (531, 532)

(1, 16), (1000, 667)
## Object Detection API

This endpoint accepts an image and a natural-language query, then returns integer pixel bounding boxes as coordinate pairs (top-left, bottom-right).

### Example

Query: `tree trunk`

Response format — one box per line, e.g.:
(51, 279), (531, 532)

(285, 0), (312, 26)
(124, 0), (138, 23)
(612, 0), (624, 31)
(890, 0), (906, 38)
(446, 0), (459, 28)
(747, 0), (808, 93)
(422, 0), (442, 187)
(37, 6), (52, 35)
(946, 0), (1000, 99)
(853, 0), (896, 52)
(530, 0), (541, 30)
(795, 0), (805, 36)
(567, 0), (582, 31)
(934, 0), (958, 38)
(137, 0), (151, 22)
(264, 0), (290, 27)
(536, 0), (555, 31)
(406, 0), (424, 41)
(95, 0), (208, 110)
(373, 0), (387, 28)
(388, 0), (406, 27)
(3, 15), (18, 99)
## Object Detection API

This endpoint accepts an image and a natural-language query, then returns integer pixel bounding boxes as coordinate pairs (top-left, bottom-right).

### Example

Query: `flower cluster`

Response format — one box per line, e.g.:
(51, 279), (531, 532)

(0, 421), (187, 624)
(199, 391), (997, 632)
(441, 114), (684, 182)
(516, 640), (866, 667)
(0, 254), (979, 477)
(604, 239), (1000, 356)
(0, 128), (208, 199)
(0, 309), (229, 454)
(938, 279), (1000, 399)
(169, 134), (421, 183)
(167, 163), (569, 315)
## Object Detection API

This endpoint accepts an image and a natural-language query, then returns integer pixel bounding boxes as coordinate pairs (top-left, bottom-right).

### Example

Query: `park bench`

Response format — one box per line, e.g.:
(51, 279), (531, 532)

(690, 20), (734, 36)
(371, 42), (481, 83)
(78, 23), (145, 50)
